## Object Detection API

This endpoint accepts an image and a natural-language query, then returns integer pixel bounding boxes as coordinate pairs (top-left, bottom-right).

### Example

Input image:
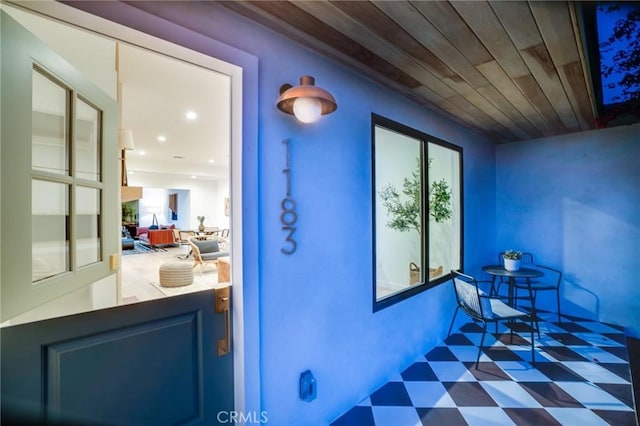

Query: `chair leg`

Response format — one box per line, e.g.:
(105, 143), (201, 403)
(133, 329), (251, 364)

(530, 289), (541, 338)
(556, 289), (562, 323)
(447, 307), (459, 337)
(529, 316), (536, 364)
(476, 322), (488, 368)
(489, 276), (497, 297)
(509, 319), (515, 344)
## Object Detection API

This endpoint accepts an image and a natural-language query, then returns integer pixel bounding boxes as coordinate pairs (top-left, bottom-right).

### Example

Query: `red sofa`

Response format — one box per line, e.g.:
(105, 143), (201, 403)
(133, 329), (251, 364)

(137, 226), (177, 247)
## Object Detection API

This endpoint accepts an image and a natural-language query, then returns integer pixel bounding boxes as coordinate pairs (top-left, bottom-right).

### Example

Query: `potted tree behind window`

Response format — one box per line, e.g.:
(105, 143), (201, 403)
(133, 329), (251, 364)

(378, 158), (452, 283)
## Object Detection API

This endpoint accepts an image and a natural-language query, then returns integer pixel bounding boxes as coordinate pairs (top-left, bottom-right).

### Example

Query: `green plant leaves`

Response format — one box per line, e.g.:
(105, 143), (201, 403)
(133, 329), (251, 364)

(378, 157), (453, 232)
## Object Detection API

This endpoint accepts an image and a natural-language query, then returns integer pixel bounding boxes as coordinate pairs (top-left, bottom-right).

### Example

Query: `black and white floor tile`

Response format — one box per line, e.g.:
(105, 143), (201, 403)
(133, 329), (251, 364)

(332, 312), (637, 425)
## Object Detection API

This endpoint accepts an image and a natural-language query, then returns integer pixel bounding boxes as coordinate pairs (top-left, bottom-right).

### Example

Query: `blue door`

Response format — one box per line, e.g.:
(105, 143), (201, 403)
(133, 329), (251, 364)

(1, 288), (233, 425)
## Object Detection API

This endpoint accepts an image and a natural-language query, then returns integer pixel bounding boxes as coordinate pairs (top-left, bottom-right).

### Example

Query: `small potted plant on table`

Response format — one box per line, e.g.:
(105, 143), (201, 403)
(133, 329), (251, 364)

(502, 249), (522, 271)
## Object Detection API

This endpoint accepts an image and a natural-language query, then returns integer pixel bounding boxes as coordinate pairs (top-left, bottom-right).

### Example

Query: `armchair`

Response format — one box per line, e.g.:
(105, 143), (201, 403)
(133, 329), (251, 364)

(188, 236), (230, 273)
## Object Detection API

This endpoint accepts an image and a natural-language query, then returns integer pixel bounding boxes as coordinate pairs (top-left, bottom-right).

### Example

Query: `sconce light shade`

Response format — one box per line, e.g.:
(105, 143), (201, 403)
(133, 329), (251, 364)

(277, 75), (337, 123)
(119, 128), (135, 151)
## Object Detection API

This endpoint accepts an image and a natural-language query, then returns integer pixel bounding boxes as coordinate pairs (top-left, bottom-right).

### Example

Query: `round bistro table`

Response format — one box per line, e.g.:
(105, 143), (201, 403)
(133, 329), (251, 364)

(481, 265), (544, 307)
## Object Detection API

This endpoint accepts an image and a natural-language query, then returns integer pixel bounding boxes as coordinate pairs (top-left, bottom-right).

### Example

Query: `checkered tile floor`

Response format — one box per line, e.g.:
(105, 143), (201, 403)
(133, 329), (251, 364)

(331, 312), (637, 425)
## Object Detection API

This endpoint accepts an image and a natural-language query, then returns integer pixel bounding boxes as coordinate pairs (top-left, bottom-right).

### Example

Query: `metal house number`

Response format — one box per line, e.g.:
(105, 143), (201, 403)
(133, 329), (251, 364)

(281, 139), (297, 254)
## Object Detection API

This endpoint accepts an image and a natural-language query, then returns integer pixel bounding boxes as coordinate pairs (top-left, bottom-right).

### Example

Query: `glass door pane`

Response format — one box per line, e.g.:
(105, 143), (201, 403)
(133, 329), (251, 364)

(32, 69), (69, 175)
(75, 98), (101, 181)
(76, 186), (101, 267)
(32, 180), (69, 282)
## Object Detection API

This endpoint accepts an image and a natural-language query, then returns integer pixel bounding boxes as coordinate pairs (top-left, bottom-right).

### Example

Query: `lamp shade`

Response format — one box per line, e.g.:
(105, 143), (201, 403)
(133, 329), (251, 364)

(119, 129), (135, 150)
(277, 75), (337, 123)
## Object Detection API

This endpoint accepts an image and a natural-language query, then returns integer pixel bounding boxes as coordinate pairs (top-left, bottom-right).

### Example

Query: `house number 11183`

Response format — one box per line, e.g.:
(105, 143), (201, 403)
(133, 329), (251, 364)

(281, 139), (297, 254)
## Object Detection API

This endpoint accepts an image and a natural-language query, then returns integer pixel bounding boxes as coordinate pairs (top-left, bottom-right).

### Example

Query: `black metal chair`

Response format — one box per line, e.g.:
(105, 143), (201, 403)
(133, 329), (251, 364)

(513, 265), (563, 323)
(448, 270), (536, 367)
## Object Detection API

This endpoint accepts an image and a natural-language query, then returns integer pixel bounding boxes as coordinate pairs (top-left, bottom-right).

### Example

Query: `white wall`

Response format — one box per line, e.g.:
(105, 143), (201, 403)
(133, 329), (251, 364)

(129, 171), (230, 230)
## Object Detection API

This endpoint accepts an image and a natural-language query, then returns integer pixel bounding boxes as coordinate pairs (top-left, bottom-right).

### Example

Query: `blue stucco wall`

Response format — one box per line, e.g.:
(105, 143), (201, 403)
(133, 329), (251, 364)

(65, 2), (495, 424)
(253, 31), (494, 425)
(496, 124), (640, 337)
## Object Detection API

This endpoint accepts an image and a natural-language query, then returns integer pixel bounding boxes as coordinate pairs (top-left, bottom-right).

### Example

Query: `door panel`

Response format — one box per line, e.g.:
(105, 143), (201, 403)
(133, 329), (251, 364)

(1, 288), (233, 425)
(1, 11), (234, 424)
(1, 10), (118, 321)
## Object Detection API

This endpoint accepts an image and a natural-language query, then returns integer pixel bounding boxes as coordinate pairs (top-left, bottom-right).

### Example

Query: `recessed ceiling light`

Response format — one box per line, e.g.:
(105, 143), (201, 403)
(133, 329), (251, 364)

(208, 159), (215, 164)
(191, 175), (197, 179)
(185, 111), (197, 120)
(157, 135), (167, 142)
(139, 150), (146, 156)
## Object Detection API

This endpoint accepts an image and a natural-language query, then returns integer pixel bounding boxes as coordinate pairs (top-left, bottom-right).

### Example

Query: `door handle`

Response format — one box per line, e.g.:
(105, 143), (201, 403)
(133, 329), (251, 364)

(214, 286), (231, 356)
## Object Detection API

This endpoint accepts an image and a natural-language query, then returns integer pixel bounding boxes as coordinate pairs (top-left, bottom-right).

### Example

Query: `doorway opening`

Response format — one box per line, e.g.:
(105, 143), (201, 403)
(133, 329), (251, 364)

(117, 42), (232, 305)
(1, 1), (249, 418)
(1, 1), (242, 324)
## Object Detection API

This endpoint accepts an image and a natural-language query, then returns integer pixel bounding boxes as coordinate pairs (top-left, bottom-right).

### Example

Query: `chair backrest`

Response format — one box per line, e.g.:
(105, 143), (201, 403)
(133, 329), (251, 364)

(188, 237), (203, 261)
(204, 227), (220, 235)
(217, 237), (230, 252)
(191, 237), (220, 252)
(188, 236), (218, 262)
(179, 230), (194, 242)
(535, 264), (563, 288)
(451, 270), (494, 320)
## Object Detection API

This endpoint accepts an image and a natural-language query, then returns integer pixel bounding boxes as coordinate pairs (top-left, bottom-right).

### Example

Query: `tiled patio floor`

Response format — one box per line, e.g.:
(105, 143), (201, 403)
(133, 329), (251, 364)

(332, 312), (637, 425)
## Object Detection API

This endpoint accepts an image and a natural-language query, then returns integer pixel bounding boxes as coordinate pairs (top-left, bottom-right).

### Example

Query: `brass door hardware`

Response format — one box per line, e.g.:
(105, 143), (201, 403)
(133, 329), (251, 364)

(214, 286), (231, 356)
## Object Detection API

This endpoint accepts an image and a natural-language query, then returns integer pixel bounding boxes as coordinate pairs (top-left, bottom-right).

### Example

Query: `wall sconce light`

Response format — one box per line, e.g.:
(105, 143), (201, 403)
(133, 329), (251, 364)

(277, 75), (337, 123)
(119, 128), (135, 186)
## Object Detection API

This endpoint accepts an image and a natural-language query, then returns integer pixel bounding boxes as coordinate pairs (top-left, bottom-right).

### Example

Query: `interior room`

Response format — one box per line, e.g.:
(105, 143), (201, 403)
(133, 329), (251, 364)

(1, 1), (638, 425)
(117, 41), (232, 303)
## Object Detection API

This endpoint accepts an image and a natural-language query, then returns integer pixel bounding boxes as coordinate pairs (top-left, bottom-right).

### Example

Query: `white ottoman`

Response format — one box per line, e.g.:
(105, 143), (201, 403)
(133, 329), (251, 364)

(159, 262), (193, 287)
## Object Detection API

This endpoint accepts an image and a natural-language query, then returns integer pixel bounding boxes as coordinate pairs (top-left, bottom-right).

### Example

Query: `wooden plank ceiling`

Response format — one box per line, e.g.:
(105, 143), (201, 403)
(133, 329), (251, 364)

(221, 1), (597, 143)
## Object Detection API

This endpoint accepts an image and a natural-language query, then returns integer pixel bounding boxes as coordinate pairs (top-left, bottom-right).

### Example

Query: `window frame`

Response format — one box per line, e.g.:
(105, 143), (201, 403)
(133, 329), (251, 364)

(31, 67), (106, 284)
(371, 113), (464, 312)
